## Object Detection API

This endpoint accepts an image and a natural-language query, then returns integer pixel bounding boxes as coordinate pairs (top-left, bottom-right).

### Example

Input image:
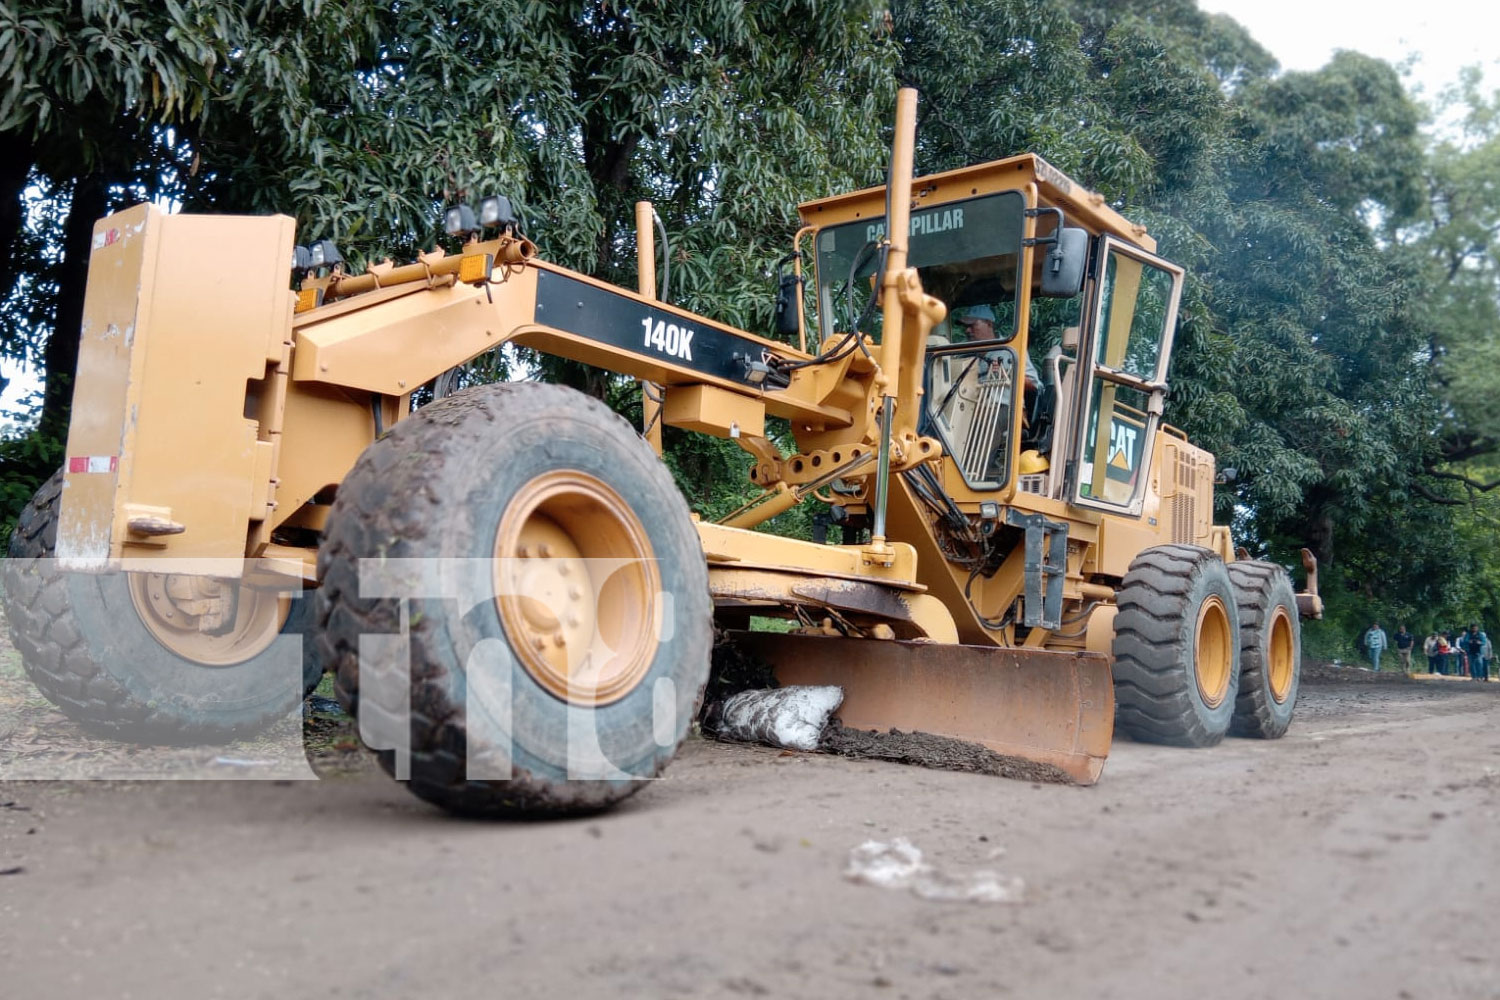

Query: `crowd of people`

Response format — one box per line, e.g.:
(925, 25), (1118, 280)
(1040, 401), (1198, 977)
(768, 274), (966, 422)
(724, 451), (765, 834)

(1359, 622), (1492, 679)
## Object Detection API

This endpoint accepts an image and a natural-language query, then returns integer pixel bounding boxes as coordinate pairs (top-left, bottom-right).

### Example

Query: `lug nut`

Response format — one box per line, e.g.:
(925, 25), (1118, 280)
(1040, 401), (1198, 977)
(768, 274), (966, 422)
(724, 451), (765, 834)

(531, 636), (546, 651)
(552, 632), (566, 647)
(517, 545), (530, 558)
(537, 543), (552, 558)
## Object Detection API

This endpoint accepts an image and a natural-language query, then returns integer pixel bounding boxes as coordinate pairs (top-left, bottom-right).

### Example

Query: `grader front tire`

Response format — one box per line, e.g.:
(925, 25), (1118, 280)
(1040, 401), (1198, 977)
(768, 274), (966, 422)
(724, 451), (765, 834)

(2, 472), (321, 742)
(1110, 544), (1241, 748)
(1227, 561), (1300, 739)
(316, 382), (712, 817)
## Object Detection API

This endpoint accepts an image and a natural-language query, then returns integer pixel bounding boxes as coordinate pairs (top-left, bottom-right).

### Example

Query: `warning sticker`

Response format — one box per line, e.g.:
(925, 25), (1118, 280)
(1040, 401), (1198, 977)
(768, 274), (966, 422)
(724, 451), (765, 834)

(67, 456), (118, 474)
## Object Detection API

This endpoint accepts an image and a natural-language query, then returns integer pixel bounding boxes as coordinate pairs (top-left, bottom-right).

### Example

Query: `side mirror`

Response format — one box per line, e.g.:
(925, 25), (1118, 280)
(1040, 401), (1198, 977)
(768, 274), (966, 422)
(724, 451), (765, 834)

(773, 254), (802, 339)
(1039, 226), (1088, 298)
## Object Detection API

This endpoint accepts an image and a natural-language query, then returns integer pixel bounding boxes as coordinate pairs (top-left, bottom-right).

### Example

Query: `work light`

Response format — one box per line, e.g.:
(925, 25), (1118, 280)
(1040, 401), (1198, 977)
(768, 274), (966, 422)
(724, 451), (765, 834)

(309, 240), (343, 268)
(444, 205), (477, 237)
(478, 195), (516, 228)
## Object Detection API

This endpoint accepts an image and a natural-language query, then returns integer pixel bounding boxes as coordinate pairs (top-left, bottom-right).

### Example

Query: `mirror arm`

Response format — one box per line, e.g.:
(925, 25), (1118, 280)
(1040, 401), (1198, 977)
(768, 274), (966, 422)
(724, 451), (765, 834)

(1023, 206), (1065, 247)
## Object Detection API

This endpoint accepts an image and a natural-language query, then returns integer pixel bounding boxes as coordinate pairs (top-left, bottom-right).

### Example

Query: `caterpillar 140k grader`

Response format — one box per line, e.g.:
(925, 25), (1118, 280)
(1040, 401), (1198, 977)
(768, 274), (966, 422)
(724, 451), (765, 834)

(2, 89), (1320, 814)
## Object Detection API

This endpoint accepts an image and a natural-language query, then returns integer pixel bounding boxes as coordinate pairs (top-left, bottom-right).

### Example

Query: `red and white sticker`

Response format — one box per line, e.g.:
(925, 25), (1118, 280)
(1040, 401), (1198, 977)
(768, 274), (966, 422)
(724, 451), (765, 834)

(67, 455), (118, 474)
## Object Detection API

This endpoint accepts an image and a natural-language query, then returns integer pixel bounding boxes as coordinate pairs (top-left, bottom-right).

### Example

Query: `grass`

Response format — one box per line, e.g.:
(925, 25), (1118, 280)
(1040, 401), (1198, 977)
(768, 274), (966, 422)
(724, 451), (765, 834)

(748, 615), (796, 633)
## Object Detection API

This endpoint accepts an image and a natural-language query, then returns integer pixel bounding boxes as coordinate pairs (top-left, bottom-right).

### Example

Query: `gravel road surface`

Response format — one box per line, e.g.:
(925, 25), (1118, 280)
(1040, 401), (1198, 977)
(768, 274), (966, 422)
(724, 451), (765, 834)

(2, 667), (1498, 1000)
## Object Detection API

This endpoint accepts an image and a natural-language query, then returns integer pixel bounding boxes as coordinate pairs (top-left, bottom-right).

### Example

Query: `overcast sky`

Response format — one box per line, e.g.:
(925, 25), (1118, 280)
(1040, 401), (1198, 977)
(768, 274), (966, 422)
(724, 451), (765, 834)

(1199, 0), (1500, 102)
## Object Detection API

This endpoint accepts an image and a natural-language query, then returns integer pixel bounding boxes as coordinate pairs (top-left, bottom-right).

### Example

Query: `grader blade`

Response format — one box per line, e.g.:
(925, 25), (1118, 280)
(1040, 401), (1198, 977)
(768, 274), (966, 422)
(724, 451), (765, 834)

(737, 633), (1114, 785)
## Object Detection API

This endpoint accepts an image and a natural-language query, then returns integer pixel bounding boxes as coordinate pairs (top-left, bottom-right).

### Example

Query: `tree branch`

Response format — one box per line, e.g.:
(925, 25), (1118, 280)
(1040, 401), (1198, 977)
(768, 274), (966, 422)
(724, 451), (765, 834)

(1424, 467), (1500, 492)
(1411, 479), (1468, 505)
(1439, 433), (1499, 464)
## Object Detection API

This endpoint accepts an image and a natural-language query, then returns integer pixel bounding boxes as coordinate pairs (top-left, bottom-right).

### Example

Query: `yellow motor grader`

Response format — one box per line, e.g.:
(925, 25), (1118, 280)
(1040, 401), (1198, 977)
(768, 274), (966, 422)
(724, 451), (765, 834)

(1, 89), (1319, 814)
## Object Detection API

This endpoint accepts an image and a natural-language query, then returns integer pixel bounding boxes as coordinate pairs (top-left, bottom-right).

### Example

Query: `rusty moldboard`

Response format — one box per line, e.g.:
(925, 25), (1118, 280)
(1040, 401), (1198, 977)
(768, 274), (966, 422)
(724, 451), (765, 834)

(734, 632), (1114, 785)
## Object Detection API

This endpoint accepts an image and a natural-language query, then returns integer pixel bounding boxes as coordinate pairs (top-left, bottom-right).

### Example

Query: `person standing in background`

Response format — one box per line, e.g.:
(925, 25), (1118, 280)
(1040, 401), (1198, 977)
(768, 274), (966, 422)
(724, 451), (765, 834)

(1363, 622), (1388, 673)
(1464, 624), (1489, 682)
(1424, 632), (1442, 674)
(1393, 624), (1414, 676)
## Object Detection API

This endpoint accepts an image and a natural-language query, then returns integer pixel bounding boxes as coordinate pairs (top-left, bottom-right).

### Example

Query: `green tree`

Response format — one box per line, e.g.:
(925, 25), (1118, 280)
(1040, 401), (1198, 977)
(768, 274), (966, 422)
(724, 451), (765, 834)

(1, 0), (898, 530)
(894, 2), (1486, 634)
(1406, 68), (1500, 474)
(1, 0), (380, 438)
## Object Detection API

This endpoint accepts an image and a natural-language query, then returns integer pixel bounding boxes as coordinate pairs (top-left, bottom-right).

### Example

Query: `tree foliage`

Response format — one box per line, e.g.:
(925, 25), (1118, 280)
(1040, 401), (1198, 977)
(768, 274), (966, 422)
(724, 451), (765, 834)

(1, 0), (896, 524)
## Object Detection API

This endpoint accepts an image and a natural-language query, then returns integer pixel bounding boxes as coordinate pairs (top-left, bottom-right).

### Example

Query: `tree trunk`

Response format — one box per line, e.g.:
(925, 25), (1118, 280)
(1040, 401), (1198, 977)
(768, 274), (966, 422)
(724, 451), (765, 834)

(582, 117), (640, 277)
(1306, 506), (1335, 570)
(0, 136), (36, 306)
(39, 174), (109, 443)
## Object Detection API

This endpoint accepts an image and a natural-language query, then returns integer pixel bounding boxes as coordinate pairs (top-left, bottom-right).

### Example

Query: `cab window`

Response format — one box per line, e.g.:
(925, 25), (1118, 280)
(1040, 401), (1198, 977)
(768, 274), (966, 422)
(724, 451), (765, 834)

(1070, 237), (1184, 516)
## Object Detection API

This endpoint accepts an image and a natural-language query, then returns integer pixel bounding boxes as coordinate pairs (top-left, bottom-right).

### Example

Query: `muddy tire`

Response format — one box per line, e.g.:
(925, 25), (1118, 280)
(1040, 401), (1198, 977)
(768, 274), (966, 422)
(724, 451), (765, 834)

(1227, 561), (1300, 738)
(1, 472), (321, 742)
(316, 382), (712, 818)
(1110, 544), (1240, 747)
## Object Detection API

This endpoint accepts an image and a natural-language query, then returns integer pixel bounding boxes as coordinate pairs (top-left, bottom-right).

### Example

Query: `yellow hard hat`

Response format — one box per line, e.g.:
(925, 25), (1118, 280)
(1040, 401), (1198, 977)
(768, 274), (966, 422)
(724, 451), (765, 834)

(1018, 449), (1050, 475)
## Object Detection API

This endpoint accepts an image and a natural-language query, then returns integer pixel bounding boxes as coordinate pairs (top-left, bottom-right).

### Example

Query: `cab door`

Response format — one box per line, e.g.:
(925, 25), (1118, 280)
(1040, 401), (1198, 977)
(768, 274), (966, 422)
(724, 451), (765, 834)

(1066, 236), (1184, 517)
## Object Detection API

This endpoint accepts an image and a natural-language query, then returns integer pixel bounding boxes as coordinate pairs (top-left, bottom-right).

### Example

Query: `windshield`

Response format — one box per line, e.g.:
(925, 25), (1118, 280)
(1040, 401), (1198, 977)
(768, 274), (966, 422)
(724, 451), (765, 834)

(813, 191), (1026, 345)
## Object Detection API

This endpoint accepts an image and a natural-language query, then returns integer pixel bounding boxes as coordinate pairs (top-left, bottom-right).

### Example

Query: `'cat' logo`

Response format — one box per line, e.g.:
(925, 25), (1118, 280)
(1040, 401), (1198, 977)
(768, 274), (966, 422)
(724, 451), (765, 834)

(641, 317), (695, 361)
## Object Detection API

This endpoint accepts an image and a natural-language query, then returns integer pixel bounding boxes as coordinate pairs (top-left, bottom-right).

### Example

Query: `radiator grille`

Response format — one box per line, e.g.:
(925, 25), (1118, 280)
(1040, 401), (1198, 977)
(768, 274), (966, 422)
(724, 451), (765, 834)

(1171, 451), (1197, 543)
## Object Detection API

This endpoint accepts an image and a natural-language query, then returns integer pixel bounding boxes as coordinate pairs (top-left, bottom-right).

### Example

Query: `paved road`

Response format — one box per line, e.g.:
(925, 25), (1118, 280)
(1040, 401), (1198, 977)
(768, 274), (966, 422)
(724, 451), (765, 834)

(2, 673), (1498, 1000)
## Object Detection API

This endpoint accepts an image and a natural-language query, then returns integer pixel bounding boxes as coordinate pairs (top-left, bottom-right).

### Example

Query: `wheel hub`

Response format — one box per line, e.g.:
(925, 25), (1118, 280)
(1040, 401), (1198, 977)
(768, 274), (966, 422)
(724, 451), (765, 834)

(1267, 606), (1295, 703)
(128, 572), (288, 666)
(494, 470), (660, 707)
(1194, 595), (1232, 708)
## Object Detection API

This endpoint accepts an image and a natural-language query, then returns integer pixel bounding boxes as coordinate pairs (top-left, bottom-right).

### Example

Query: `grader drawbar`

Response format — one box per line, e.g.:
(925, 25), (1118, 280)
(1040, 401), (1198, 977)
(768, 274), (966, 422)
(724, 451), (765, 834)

(2, 89), (1317, 814)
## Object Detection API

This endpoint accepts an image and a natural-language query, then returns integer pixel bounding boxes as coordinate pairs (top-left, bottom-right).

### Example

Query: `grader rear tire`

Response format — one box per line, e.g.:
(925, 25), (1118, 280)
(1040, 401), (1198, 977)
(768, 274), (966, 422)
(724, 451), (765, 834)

(2, 471), (321, 742)
(1227, 561), (1300, 738)
(1111, 544), (1241, 747)
(316, 382), (712, 817)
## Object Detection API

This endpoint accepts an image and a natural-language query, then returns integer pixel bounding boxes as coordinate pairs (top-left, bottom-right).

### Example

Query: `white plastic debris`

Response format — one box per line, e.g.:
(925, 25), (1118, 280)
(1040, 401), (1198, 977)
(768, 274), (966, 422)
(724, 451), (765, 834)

(844, 837), (928, 889)
(911, 867), (1026, 904)
(844, 838), (1025, 904)
(715, 685), (844, 751)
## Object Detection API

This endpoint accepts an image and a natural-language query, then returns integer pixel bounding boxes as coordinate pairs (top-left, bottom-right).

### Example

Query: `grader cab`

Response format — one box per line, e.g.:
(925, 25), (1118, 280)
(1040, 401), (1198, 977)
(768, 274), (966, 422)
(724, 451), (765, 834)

(2, 90), (1319, 814)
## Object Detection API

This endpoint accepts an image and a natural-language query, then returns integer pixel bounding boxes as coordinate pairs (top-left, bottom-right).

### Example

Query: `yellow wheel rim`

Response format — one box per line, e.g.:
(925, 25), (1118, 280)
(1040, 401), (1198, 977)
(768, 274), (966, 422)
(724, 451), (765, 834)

(1194, 595), (1233, 708)
(128, 573), (289, 666)
(493, 470), (660, 707)
(1267, 606), (1295, 703)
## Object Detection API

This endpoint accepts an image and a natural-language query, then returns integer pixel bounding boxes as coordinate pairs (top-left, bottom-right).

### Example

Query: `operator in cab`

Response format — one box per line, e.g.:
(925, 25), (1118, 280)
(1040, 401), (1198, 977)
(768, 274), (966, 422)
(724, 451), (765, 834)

(951, 305), (1039, 391)
(944, 305), (1053, 480)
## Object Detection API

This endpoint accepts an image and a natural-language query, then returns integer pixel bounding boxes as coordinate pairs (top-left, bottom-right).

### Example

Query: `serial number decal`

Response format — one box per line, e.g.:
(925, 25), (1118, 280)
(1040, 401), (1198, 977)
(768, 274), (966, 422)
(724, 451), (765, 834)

(1033, 156), (1075, 195)
(640, 317), (695, 361)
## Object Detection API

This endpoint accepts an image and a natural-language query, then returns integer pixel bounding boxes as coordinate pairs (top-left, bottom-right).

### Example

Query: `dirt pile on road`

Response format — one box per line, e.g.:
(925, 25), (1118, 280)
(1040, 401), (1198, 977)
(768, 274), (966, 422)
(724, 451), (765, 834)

(821, 725), (1075, 784)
